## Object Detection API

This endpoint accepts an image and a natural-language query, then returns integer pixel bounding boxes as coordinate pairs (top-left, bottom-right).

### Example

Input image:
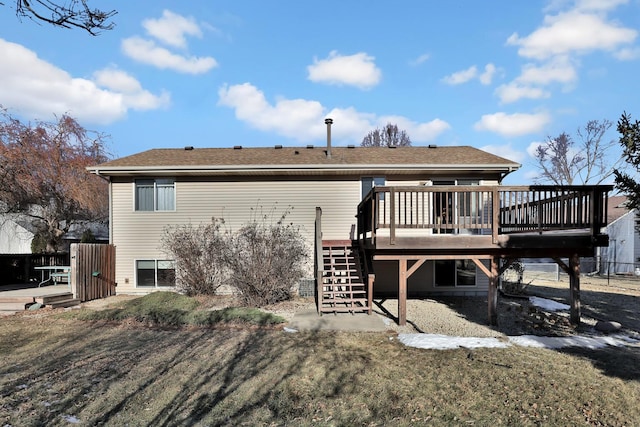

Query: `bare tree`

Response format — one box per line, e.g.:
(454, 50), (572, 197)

(1, 0), (116, 34)
(0, 107), (110, 252)
(614, 112), (640, 223)
(361, 123), (412, 147)
(533, 119), (620, 185)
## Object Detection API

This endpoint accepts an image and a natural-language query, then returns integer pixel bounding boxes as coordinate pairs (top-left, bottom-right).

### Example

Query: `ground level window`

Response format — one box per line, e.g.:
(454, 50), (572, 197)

(136, 260), (176, 287)
(434, 259), (476, 287)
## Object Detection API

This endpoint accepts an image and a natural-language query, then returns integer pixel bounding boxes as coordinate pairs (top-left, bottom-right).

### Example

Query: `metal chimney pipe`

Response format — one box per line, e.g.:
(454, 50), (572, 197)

(325, 118), (333, 159)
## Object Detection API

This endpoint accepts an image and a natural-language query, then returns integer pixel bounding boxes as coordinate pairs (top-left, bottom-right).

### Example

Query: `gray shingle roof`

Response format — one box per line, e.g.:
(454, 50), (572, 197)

(92, 145), (519, 171)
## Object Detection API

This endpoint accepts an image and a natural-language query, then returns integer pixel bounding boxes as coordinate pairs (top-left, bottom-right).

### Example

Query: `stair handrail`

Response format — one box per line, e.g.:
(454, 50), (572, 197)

(315, 207), (323, 314)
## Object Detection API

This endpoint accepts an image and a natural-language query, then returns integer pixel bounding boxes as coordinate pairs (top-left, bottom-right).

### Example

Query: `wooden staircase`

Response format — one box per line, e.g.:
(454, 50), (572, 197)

(318, 240), (373, 315)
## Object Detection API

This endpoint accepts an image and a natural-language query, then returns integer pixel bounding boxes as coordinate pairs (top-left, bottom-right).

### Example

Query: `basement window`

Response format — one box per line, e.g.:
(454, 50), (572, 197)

(135, 178), (175, 211)
(434, 259), (476, 287)
(136, 260), (176, 288)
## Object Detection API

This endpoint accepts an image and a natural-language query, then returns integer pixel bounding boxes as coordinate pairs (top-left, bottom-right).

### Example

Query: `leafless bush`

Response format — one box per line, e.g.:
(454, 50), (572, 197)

(501, 260), (529, 295)
(161, 219), (229, 296)
(161, 208), (309, 305)
(224, 208), (308, 306)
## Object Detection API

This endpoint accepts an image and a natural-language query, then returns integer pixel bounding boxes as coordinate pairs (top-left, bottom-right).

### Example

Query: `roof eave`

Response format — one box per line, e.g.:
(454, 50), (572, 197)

(88, 163), (521, 176)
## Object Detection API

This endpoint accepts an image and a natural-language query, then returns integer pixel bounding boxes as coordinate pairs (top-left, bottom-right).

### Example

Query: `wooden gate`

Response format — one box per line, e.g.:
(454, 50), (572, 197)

(70, 243), (116, 302)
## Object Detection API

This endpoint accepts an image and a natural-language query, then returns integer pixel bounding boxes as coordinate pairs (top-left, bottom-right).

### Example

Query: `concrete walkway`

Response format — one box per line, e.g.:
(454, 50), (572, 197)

(287, 308), (387, 332)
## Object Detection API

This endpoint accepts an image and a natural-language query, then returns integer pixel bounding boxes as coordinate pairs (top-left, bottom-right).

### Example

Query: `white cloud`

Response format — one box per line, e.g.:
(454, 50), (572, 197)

(497, 56), (577, 103)
(409, 53), (430, 66)
(307, 51), (382, 89)
(574, 0), (629, 12)
(614, 46), (640, 60)
(442, 66), (477, 85)
(443, 64), (498, 86)
(0, 39), (169, 125)
(501, 3), (636, 104)
(217, 83), (449, 143)
(474, 111), (551, 137)
(122, 36), (217, 74)
(142, 10), (202, 49)
(479, 63), (498, 85)
(495, 83), (551, 104)
(526, 141), (545, 158)
(479, 143), (525, 163)
(93, 68), (171, 110)
(518, 57), (577, 85)
(376, 115), (451, 142)
(507, 10), (637, 60)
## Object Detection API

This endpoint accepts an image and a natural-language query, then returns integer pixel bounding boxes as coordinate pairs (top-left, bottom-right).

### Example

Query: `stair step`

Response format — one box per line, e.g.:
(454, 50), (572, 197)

(319, 301), (370, 313)
(46, 298), (81, 309)
(323, 289), (366, 295)
(35, 293), (74, 305)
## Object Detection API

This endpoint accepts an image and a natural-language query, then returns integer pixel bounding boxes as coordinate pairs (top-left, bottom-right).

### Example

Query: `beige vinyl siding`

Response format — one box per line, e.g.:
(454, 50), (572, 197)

(373, 258), (489, 296)
(111, 177), (361, 294)
(111, 174), (499, 295)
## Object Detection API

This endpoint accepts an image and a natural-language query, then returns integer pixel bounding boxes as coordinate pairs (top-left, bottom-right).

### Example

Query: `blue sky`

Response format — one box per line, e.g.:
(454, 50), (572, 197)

(1, 0), (638, 183)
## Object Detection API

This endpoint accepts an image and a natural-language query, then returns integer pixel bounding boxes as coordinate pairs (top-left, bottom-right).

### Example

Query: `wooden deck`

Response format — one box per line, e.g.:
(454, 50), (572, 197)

(0, 284), (80, 312)
(342, 185), (613, 326)
(356, 185), (610, 254)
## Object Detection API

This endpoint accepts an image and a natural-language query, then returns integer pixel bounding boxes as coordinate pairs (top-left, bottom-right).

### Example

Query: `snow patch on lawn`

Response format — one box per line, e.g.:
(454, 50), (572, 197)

(529, 296), (570, 312)
(398, 333), (640, 350)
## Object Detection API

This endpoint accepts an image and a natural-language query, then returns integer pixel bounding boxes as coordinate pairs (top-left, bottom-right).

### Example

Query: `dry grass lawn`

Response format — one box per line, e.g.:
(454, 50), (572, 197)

(1, 304), (640, 426)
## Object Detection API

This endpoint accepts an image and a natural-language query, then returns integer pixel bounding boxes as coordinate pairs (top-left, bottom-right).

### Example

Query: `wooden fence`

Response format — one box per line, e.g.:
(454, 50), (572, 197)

(70, 243), (116, 302)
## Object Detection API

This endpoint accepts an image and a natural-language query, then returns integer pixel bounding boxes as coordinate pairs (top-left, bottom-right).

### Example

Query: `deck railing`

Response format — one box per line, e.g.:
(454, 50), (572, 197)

(356, 185), (612, 246)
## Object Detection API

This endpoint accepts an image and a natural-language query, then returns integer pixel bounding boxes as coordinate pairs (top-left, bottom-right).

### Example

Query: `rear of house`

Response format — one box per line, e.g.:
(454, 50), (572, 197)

(89, 144), (519, 297)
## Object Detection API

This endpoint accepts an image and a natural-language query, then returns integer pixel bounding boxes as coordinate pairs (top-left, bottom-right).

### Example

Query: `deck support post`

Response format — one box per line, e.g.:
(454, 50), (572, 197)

(569, 253), (581, 325)
(488, 256), (499, 326)
(398, 259), (407, 326)
(553, 254), (582, 325)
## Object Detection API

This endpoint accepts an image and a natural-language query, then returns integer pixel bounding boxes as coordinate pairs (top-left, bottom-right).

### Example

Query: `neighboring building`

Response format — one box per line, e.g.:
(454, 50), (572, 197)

(61, 221), (110, 251)
(0, 214), (108, 255)
(0, 214), (34, 255)
(599, 196), (639, 275)
(0, 214), (108, 285)
(88, 143), (520, 296)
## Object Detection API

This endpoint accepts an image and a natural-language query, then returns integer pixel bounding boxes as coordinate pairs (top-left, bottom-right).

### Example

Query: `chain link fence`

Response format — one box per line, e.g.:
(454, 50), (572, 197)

(514, 258), (640, 282)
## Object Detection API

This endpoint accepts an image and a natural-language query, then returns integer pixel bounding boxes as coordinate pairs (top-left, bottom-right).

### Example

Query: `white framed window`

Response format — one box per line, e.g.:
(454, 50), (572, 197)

(135, 178), (175, 211)
(434, 259), (476, 287)
(136, 260), (176, 288)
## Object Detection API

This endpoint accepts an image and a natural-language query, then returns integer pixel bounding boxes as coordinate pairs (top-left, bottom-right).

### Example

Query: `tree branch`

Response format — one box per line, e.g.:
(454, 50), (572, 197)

(12, 0), (116, 35)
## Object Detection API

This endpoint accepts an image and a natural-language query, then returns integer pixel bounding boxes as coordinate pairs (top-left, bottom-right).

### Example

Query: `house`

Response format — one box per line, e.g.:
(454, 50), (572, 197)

(598, 196), (639, 275)
(0, 214), (34, 255)
(0, 215), (35, 285)
(0, 214), (108, 286)
(88, 123), (611, 325)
